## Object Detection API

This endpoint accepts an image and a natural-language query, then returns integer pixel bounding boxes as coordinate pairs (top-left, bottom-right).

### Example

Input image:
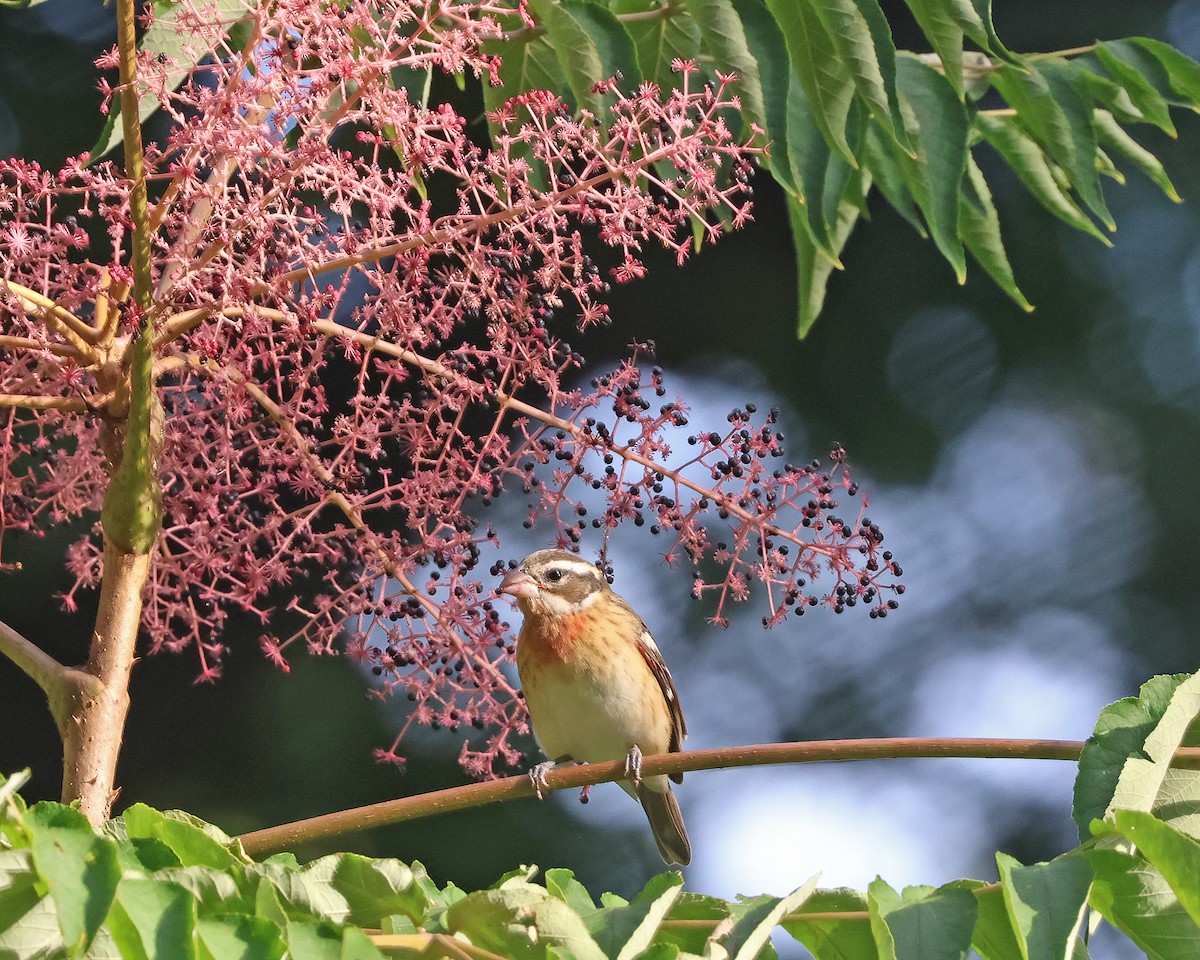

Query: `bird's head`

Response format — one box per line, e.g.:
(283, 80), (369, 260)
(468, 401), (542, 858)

(498, 549), (607, 616)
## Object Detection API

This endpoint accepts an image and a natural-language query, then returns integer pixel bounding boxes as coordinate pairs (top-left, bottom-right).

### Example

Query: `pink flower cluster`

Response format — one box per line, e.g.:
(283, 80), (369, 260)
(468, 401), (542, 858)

(0, 0), (900, 774)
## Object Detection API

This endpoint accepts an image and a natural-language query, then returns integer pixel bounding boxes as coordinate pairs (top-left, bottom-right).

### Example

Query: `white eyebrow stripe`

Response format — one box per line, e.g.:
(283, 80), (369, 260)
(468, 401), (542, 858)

(541, 558), (602, 578)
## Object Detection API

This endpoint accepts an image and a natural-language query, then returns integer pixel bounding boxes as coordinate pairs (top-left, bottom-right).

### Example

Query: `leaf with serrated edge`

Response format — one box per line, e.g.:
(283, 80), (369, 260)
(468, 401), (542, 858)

(902, 0), (965, 95)
(896, 54), (968, 281)
(716, 876), (820, 960)
(1093, 109), (1181, 202)
(766, 0), (856, 163)
(868, 879), (976, 960)
(781, 887), (875, 960)
(996, 852), (1093, 960)
(959, 156), (1033, 310)
(1100, 812), (1200, 927)
(975, 113), (1109, 245)
(810, 0), (898, 147)
(1086, 847), (1200, 960)
(611, 0), (700, 93)
(587, 872), (683, 960)
(728, 0), (797, 194)
(1092, 46), (1177, 135)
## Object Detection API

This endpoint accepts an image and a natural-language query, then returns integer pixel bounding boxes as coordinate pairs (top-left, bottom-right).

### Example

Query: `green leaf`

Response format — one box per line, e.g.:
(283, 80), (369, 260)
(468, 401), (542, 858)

(809, 0), (903, 150)
(766, 0), (856, 163)
(527, 0), (622, 117)
(158, 866), (244, 913)
(716, 877), (819, 960)
(728, 0), (797, 194)
(1099, 811), (1200, 926)
(867, 879), (976, 960)
(788, 178), (866, 337)
(993, 60), (1113, 231)
(787, 78), (865, 258)
(1125, 38), (1200, 107)
(896, 54), (969, 281)
(121, 805), (239, 870)
(862, 121), (925, 235)
(782, 887), (875, 960)
(28, 805), (121, 956)
(248, 856), (351, 924)
(657, 892), (732, 954)
(330, 854), (428, 927)
(952, 0), (1012, 62)
(975, 112), (1109, 245)
(285, 919), (384, 960)
(588, 872), (683, 960)
(88, 0), (250, 163)
(0, 894), (64, 957)
(995, 852), (1093, 960)
(105, 878), (196, 960)
(1074, 672), (1200, 842)
(1093, 109), (1182, 202)
(447, 881), (608, 960)
(544, 868), (598, 917)
(901, 0), (965, 95)
(958, 156), (1033, 310)
(0, 850), (42, 935)
(483, 30), (564, 112)
(1086, 848), (1200, 960)
(1091, 45), (1176, 135)
(610, 0), (701, 93)
(678, 0), (766, 130)
(196, 915), (286, 960)
(561, 0), (643, 86)
(948, 881), (1023, 960)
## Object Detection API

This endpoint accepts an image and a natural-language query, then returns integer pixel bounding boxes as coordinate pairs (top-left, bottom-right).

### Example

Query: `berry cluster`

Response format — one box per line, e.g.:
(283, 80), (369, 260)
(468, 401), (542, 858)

(0, 0), (896, 777)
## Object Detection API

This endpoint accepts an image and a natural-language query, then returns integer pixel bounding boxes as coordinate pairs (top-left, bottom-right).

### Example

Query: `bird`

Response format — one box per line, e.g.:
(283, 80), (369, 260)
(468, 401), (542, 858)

(498, 548), (691, 866)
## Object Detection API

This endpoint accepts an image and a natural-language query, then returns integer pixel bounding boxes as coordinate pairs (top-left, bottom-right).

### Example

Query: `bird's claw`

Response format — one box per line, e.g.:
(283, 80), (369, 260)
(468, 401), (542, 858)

(623, 745), (644, 786)
(529, 761), (555, 800)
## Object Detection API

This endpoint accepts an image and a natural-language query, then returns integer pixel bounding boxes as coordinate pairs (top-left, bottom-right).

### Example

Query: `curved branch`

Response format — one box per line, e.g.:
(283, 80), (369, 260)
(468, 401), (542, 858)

(236, 737), (1200, 857)
(0, 618), (104, 739)
(0, 279), (100, 353)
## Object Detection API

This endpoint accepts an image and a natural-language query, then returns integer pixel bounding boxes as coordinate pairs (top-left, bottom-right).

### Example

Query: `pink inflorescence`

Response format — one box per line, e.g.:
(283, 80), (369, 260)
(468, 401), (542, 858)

(0, 0), (899, 776)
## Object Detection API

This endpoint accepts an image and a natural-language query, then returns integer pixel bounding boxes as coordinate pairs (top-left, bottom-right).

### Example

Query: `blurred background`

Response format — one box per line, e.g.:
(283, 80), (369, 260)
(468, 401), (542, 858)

(1, 2), (1198, 957)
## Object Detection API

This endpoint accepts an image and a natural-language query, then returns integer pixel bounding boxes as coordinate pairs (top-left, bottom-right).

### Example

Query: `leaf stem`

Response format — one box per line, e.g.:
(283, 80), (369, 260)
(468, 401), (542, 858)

(235, 738), (1200, 857)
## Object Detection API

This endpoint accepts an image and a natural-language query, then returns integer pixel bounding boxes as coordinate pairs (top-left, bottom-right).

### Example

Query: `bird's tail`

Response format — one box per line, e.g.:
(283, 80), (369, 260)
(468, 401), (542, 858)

(637, 783), (691, 866)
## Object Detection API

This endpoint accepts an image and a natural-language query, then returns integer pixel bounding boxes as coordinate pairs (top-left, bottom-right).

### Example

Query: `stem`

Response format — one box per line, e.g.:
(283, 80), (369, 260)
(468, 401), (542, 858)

(57, 0), (162, 825)
(60, 542), (153, 822)
(236, 738), (1200, 858)
(0, 619), (103, 739)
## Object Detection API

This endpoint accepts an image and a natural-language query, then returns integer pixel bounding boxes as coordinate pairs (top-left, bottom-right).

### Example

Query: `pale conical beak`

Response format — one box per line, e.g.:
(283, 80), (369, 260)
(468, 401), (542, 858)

(498, 569), (539, 599)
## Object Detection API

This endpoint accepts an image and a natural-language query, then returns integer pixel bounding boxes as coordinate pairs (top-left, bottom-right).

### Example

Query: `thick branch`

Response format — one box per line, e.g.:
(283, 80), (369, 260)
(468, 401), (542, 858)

(0, 618), (103, 738)
(236, 738), (1200, 857)
(60, 541), (152, 822)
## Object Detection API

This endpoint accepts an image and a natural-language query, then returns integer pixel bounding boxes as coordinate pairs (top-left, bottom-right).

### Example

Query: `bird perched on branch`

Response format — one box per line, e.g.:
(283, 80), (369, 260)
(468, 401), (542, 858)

(499, 548), (690, 865)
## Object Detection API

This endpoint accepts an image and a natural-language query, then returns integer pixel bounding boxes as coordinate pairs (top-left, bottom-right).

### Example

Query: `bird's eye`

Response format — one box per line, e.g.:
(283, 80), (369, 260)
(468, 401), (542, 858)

(545, 568), (564, 583)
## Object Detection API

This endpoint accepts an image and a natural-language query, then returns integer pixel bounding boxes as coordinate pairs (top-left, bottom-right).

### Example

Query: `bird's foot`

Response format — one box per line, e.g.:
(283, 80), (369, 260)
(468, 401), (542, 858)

(529, 761), (555, 800)
(528, 755), (574, 800)
(578, 784), (591, 805)
(623, 745), (644, 786)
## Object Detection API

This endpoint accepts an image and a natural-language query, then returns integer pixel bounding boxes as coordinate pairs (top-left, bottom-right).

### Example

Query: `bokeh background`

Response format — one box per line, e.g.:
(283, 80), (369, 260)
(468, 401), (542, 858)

(2, 2), (1198, 957)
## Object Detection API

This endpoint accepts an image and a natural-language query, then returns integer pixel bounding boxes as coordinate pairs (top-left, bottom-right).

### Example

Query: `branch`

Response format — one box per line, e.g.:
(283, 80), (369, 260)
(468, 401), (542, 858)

(0, 617), (104, 739)
(235, 738), (1200, 857)
(0, 278), (100, 353)
(0, 394), (90, 412)
(0, 335), (88, 362)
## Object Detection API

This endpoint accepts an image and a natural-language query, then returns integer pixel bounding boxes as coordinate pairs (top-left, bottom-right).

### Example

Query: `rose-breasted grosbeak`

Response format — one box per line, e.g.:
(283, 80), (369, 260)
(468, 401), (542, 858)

(499, 549), (690, 866)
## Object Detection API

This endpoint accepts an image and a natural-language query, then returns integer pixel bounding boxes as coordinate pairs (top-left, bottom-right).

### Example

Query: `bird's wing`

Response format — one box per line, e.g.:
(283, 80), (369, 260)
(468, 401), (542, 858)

(612, 594), (687, 784)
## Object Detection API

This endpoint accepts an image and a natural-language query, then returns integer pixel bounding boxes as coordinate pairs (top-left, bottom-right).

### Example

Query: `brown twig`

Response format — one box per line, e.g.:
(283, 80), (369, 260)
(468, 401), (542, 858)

(236, 738), (1200, 857)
